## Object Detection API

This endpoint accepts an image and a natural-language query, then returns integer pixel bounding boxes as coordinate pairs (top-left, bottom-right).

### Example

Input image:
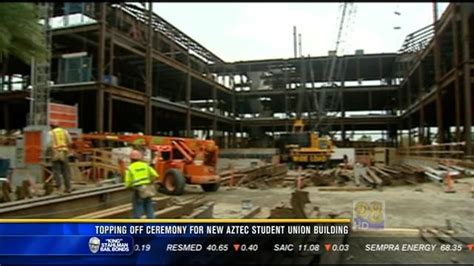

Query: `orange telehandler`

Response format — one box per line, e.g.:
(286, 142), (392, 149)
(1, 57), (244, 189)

(74, 133), (220, 195)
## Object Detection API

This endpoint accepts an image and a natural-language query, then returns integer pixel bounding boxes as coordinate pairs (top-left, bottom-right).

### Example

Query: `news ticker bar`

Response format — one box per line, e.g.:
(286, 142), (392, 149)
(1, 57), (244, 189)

(0, 218), (351, 223)
(0, 220), (472, 265)
(0, 220), (350, 256)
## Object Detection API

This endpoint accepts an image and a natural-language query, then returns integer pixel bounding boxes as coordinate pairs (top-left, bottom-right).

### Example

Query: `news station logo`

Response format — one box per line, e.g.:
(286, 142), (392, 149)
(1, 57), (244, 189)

(88, 236), (130, 254)
(353, 200), (385, 230)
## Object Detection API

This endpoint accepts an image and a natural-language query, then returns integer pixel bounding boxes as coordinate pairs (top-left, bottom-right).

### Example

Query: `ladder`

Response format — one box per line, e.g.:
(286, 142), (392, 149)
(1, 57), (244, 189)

(29, 3), (52, 126)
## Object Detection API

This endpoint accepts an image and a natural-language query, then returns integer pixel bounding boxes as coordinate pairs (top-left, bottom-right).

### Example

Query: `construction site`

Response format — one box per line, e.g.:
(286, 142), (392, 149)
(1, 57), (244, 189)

(0, 2), (473, 264)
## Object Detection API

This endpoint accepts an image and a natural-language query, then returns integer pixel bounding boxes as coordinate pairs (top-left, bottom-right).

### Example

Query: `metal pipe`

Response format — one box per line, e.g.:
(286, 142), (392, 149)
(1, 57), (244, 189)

(293, 26), (297, 58)
(298, 33), (302, 58)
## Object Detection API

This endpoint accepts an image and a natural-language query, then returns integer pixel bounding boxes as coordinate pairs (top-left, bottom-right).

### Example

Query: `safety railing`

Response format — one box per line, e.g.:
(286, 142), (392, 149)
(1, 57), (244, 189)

(397, 142), (466, 159)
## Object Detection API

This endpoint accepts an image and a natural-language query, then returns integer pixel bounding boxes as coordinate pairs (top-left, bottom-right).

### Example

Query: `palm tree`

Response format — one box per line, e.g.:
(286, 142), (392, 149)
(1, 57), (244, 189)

(0, 3), (47, 65)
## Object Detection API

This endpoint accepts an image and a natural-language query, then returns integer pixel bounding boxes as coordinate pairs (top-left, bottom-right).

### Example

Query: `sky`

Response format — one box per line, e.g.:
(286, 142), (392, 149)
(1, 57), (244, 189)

(152, 2), (449, 62)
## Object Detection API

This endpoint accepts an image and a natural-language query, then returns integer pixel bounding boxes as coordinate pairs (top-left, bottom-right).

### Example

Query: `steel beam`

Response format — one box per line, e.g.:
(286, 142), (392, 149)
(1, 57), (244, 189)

(397, 4), (455, 90)
(51, 24), (99, 36)
(112, 32), (232, 95)
(234, 86), (398, 97)
(104, 85), (146, 103)
(0, 185), (130, 218)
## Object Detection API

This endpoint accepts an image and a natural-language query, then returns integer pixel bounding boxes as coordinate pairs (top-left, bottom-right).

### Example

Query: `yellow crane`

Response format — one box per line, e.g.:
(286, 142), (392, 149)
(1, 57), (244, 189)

(278, 4), (356, 168)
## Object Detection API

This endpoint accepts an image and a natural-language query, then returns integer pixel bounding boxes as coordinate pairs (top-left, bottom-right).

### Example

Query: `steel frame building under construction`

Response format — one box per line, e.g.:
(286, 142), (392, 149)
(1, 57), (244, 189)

(0, 3), (472, 157)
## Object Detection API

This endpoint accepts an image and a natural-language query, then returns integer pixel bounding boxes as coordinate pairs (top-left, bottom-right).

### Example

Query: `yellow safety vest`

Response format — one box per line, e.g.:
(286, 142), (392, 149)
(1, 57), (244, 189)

(50, 127), (69, 151)
(125, 161), (158, 188)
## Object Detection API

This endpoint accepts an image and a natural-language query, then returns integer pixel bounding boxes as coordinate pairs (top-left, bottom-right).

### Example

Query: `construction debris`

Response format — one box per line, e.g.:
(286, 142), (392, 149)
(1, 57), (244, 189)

(218, 159), (473, 192)
(219, 163), (288, 189)
(269, 190), (312, 219)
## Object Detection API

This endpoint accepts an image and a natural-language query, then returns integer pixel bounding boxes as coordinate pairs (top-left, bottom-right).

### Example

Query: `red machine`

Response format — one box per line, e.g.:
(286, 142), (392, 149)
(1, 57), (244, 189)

(75, 133), (220, 195)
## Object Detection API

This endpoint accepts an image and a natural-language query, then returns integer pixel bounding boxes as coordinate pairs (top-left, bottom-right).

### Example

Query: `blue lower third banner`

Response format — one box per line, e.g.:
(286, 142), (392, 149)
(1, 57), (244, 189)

(0, 219), (473, 265)
(0, 219), (351, 265)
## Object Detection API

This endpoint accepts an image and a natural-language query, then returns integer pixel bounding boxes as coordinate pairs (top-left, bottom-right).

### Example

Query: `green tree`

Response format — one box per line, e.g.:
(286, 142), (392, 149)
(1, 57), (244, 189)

(0, 3), (48, 64)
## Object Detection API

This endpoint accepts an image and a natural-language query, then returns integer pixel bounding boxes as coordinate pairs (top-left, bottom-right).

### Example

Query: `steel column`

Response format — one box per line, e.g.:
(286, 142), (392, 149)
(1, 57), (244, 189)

(96, 3), (106, 132)
(284, 61), (289, 132)
(144, 2), (153, 135)
(408, 116), (413, 146)
(418, 65), (425, 144)
(231, 74), (236, 147)
(433, 6), (444, 143)
(3, 103), (9, 130)
(341, 80), (345, 143)
(407, 77), (412, 107)
(185, 54), (192, 137)
(108, 94), (113, 132)
(452, 12), (462, 142)
(212, 86), (217, 141)
(462, 6), (472, 156)
(107, 22), (115, 133)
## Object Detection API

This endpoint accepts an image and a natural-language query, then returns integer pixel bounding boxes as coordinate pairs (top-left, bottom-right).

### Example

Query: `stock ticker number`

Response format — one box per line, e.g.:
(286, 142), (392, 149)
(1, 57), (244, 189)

(440, 244), (463, 252)
(134, 244), (152, 252)
(331, 244), (349, 252)
(206, 244), (229, 252)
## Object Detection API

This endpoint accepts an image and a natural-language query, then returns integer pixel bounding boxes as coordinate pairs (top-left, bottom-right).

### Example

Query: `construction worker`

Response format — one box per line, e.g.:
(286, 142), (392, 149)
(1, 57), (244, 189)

(48, 121), (73, 193)
(125, 150), (158, 219)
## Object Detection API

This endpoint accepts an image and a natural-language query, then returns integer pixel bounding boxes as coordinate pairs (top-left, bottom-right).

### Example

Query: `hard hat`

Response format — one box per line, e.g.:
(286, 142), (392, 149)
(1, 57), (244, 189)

(50, 120), (59, 127)
(130, 150), (143, 160)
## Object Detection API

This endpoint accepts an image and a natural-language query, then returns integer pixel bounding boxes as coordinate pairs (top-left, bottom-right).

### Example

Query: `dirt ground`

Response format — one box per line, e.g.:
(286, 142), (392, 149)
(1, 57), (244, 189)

(182, 177), (474, 231)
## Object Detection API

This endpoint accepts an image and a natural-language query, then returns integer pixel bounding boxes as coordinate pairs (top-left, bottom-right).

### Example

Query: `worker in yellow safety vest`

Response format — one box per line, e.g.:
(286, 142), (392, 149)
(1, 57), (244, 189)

(125, 150), (159, 219)
(48, 121), (73, 193)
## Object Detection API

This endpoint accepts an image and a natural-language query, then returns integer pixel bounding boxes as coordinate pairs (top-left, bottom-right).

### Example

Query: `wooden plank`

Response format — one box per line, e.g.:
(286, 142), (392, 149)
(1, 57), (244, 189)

(318, 187), (373, 192)
(379, 166), (401, 175)
(153, 202), (194, 218)
(183, 202), (215, 219)
(361, 173), (375, 185)
(240, 206), (262, 219)
(366, 168), (383, 185)
(75, 196), (170, 219)
(371, 166), (391, 178)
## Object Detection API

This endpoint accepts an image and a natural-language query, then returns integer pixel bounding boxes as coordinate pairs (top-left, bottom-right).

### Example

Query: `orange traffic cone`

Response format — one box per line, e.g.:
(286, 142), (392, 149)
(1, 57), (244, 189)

(296, 176), (303, 190)
(295, 166), (303, 190)
(444, 171), (456, 193)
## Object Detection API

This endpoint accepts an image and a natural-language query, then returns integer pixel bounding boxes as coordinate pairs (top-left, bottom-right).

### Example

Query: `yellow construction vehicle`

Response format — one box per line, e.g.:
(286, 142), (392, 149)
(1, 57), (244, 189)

(278, 119), (334, 168)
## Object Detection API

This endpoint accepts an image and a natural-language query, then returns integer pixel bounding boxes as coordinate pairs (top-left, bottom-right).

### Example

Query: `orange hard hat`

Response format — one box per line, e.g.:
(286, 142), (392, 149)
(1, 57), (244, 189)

(130, 150), (143, 160)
